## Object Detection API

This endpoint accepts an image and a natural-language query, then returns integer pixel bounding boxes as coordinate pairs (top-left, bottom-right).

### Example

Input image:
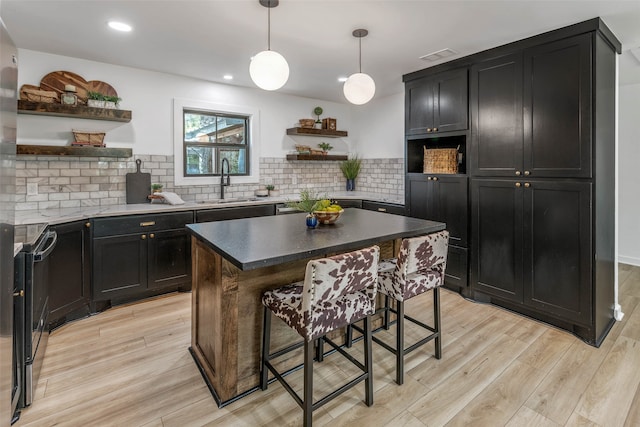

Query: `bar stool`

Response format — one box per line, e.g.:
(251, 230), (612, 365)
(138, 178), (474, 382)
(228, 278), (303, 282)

(347, 231), (449, 385)
(260, 245), (380, 427)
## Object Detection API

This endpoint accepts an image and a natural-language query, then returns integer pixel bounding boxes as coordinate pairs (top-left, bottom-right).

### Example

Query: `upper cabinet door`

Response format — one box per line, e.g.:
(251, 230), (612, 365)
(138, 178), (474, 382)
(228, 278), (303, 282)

(434, 68), (469, 133)
(471, 53), (524, 176)
(405, 68), (468, 136)
(523, 34), (592, 178)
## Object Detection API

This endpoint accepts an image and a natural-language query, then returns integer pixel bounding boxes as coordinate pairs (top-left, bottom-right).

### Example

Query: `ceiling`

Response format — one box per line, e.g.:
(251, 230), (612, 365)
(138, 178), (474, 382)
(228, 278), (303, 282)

(3, 0), (640, 104)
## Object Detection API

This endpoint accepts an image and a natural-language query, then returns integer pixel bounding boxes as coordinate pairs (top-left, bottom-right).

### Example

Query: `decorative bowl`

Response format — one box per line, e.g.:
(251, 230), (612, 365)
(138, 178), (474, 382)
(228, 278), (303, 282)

(313, 209), (344, 225)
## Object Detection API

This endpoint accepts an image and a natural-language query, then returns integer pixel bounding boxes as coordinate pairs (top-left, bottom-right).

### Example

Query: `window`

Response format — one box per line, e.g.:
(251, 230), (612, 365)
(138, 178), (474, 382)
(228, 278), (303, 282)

(183, 110), (249, 176)
(173, 98), (260, 186)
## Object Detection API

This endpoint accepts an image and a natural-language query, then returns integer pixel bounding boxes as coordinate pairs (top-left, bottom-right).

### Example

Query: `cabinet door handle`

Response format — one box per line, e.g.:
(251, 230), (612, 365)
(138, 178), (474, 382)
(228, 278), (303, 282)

(433, 177), (439, 181)
(141, 234), (147, 240)
(515, 171), (521, 176)
(524, 170), (530, 176)
(377, 208), (387, 212)
(140, 221), (156, 227)
(515, 182), (521, 188)
(150, 233), (155, 239)
(524, 182), (530, 188)
(433, 127), (438, 132)
(426, 128), (432, 132)
(85, 222), (91, 228)
(13, 290), (24, 297)
(427, 176), (432, 180)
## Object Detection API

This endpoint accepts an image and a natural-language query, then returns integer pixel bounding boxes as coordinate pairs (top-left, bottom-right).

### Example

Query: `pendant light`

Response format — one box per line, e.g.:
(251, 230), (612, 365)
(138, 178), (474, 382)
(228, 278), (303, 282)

(343, 29), (376, 105)
(250, 0), (289, 91)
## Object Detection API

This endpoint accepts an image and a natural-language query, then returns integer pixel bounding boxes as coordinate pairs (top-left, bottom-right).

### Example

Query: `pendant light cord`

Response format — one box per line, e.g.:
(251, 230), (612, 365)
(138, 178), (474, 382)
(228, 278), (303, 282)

(359, 36), (362, 73)
(267, 2), (271, 51)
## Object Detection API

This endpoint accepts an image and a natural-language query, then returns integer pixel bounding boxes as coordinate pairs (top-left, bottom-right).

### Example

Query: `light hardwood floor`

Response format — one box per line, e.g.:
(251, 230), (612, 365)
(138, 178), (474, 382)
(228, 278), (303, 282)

(15, 264), (640, 426)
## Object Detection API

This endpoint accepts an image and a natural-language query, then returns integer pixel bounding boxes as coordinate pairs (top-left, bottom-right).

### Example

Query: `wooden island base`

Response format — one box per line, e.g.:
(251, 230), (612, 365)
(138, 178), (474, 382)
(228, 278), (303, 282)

(190, 237), (397, 406)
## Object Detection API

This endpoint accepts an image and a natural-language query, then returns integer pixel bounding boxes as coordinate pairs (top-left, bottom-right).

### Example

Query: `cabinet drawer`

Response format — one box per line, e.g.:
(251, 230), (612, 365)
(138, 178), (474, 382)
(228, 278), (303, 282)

(93, 211), (194, 237)
(333, 199), (362, 208)
(362, 201), (406, 215)
(196, 204), (275, 223)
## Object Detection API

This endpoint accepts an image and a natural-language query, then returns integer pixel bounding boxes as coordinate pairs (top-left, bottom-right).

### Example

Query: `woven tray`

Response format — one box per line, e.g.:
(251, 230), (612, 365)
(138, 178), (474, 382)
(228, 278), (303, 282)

(423, 147), (458, 174)
(72, 130), (106, 146)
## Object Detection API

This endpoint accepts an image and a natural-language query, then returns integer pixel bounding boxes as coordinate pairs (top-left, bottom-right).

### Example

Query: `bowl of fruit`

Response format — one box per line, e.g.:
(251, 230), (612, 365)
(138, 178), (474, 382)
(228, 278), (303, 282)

(314, 200), (344, 225)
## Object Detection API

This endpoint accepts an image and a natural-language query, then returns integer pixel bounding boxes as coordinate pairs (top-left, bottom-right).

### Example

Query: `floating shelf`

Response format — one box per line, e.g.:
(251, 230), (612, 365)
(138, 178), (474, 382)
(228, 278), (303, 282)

(17, 145), (132, 158)
(286, 154), (348, 161)
(17, 100), (132, 122)
(286, 127), (348, 138)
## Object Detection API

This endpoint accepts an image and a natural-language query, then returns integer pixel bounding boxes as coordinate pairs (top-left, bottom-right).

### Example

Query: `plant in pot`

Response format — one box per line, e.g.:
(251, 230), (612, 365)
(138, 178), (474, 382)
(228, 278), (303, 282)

(286, 190), (326, 228)
(87, 91), (106, 108)
(339, 156), (362, 191)
(313, 106), (323, 128)
(318, 142), (333, 154)
(104, 95), (122, 109)
(265, 184), (280, 197)
(151, 183), (163, 194)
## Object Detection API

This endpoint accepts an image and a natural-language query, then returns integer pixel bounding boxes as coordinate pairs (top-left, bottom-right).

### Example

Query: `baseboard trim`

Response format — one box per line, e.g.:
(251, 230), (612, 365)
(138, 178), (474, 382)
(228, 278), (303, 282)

(618, 256), (640, 267)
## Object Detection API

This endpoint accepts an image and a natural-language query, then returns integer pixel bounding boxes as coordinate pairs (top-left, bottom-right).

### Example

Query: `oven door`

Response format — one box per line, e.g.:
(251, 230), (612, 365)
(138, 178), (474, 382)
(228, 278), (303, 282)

(12, 252), (25, 422)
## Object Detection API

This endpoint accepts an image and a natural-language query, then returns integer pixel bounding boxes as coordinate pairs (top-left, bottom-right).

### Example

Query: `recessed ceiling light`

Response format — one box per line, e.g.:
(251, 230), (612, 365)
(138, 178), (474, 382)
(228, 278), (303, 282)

(223, 75), (233, 80)
(338, 76), (348, 83)
(108, 21), (132, 32)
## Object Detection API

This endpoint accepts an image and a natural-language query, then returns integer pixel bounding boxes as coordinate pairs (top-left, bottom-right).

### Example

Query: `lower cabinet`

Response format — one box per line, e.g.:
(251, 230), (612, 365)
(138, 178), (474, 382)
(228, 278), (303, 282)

(196, 204), (275, 222)
(48, 220), (91, 328)
(471, 179), (593, 325)
(406, 174), (469, 292)
(92, 211), (193, 302)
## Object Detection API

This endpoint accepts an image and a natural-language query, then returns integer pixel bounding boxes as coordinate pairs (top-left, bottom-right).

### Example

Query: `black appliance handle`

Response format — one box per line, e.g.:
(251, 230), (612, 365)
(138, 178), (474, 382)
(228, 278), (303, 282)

(34, 230), (57, 262)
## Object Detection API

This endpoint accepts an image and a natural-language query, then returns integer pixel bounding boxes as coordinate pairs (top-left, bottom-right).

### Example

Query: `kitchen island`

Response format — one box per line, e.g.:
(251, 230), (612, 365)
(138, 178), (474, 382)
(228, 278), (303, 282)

(186, 208), (445, 406)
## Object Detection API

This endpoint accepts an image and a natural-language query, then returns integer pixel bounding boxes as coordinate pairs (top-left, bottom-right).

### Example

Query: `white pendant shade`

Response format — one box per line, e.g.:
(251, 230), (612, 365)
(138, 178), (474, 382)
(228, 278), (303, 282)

(343, 72), (376, 105)
(250, 50), (289, 91)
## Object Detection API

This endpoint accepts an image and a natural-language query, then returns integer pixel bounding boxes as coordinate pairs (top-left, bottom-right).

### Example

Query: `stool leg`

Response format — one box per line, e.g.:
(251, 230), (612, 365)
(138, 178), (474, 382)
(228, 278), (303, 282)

(260, 306), (271, 390)
(363, 315), (374, 406)
(383, 295), (391, 330)
(303, 339), (314, 427)
(316, 336), (324, 362)
(434, 287), (442, 359)
(396, 300), (405, 385)
(345, 324), (353, 348)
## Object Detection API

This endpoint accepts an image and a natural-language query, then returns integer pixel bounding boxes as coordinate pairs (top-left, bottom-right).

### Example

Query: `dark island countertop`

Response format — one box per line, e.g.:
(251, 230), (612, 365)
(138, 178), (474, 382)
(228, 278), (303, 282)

(186, 208), (446, 271)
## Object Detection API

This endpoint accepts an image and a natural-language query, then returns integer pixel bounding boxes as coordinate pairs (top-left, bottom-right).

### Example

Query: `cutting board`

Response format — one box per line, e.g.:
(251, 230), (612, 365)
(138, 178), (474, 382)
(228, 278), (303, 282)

(126, 159), (151, 204)
(39, 71), (118, 104)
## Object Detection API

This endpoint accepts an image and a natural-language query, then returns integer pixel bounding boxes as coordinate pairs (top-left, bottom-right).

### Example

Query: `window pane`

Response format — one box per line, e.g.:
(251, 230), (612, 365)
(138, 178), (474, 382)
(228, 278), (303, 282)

(220, 149), (247, 174)
(186, 146), (215, 175)
(216, 118), (246, 144)
(184, 112), (217, 142)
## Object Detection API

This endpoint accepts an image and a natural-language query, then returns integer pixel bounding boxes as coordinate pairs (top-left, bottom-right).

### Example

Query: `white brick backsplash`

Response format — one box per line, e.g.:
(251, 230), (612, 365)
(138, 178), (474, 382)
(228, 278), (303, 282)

(15, 154), (404, 210)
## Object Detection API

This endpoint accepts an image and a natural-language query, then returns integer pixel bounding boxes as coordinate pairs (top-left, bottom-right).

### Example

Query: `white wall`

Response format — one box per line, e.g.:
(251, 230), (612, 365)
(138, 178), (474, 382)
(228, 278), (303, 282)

(618, 82), (640, 266)
(17, 49), (401, 159)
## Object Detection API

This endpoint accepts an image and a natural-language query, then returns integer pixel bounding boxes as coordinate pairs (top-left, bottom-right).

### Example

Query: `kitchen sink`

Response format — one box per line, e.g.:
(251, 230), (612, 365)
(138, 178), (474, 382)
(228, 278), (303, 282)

(197, 198), (259, 204)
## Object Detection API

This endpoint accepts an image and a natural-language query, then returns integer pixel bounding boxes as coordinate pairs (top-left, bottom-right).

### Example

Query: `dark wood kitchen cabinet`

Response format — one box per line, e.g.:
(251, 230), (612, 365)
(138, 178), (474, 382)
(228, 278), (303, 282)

(404, 68), (468, 136)
(471, 34), (592, 178)
(48, 220), (91, 329)
(471, 179), (592, 324)
(92, 211), (193, 303)
(406, 174), (468, 291)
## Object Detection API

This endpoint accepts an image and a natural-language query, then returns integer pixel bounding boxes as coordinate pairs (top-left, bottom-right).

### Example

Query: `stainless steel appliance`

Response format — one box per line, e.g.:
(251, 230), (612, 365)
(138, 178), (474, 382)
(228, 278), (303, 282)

(0, 17), (17, 427)
(12, 254), (24, 423)
(14, 224), (56, 407)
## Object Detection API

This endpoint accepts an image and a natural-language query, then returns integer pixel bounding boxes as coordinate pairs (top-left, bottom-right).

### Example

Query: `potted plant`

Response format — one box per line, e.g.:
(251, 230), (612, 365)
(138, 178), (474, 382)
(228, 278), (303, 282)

(265, 184), (280, 197)
(318, 142), (333, 154)
(286, 190), (326, 228)
(313, 106), (323, 128)
(339, 156), (362, 191)
(151, 183), (163, 194)
(104, 95), (122, 109)
(87, 91), (106, 108)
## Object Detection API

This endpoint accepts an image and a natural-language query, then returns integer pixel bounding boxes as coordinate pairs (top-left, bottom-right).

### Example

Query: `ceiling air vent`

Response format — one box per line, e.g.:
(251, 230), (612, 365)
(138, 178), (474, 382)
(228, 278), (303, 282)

(420, 48), (457, 62)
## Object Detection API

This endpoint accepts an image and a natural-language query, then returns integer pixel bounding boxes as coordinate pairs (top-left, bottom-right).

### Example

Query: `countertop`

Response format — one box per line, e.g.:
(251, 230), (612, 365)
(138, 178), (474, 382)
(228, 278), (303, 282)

(15, 191), (404, 226)
(187, 208), (444, 271)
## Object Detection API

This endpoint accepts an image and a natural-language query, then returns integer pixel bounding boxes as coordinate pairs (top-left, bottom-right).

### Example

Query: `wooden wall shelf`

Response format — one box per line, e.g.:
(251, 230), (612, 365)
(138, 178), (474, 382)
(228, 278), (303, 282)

(17, 100), (132, 122)
(17, 145), (132, 158)
(286, 154), (348, 161)
(286, 127), (348, 138)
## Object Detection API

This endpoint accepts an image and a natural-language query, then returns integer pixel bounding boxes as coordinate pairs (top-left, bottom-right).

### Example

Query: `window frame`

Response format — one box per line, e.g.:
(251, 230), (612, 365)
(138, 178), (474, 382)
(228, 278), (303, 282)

(173, 98), (260, 186)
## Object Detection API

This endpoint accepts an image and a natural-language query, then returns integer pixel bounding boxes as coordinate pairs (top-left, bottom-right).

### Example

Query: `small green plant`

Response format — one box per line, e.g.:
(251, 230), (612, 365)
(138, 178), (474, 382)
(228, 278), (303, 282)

(318, 142), (333, 152)
(87, 91), (106, 100)
(314, 106), (323, 124)
(151, 183), (163, 192)
(265, 184), (275, 191)
(286, 190), (327, 213)
(104, 95), (122, 104)
(339, 156), (362, 179)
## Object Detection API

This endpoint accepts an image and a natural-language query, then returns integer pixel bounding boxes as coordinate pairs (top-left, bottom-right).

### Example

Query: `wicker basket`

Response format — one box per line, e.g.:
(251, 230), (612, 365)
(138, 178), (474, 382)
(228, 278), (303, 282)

(20, 86), (58, 103)
(423, 147), (458, 174)
(299, 119), (315, 128)
(72, 130), (106, 146)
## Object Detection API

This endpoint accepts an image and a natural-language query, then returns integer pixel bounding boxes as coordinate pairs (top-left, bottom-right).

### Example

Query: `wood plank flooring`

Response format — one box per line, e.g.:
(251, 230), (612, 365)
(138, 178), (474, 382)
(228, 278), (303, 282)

(14, 264), (640, 426)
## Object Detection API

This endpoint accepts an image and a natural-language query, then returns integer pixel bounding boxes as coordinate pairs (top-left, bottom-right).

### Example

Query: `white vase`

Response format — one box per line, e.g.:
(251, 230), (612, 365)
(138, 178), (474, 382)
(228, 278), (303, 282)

(88, 99), (105, 108)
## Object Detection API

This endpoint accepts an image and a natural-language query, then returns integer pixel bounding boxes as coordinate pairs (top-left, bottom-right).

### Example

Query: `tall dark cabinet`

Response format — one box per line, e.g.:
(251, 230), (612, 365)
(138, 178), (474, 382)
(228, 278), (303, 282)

(405, 18), (620, 346)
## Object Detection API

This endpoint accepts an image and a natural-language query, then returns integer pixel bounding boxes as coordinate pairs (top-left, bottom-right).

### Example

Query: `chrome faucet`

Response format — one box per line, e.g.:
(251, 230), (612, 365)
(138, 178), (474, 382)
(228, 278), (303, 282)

(220, 157), (230, 199)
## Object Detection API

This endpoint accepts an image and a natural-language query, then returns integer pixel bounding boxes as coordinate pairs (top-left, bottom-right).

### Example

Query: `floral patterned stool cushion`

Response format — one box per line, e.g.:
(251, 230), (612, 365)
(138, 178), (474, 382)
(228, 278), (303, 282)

(260, 245), (380, 427)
